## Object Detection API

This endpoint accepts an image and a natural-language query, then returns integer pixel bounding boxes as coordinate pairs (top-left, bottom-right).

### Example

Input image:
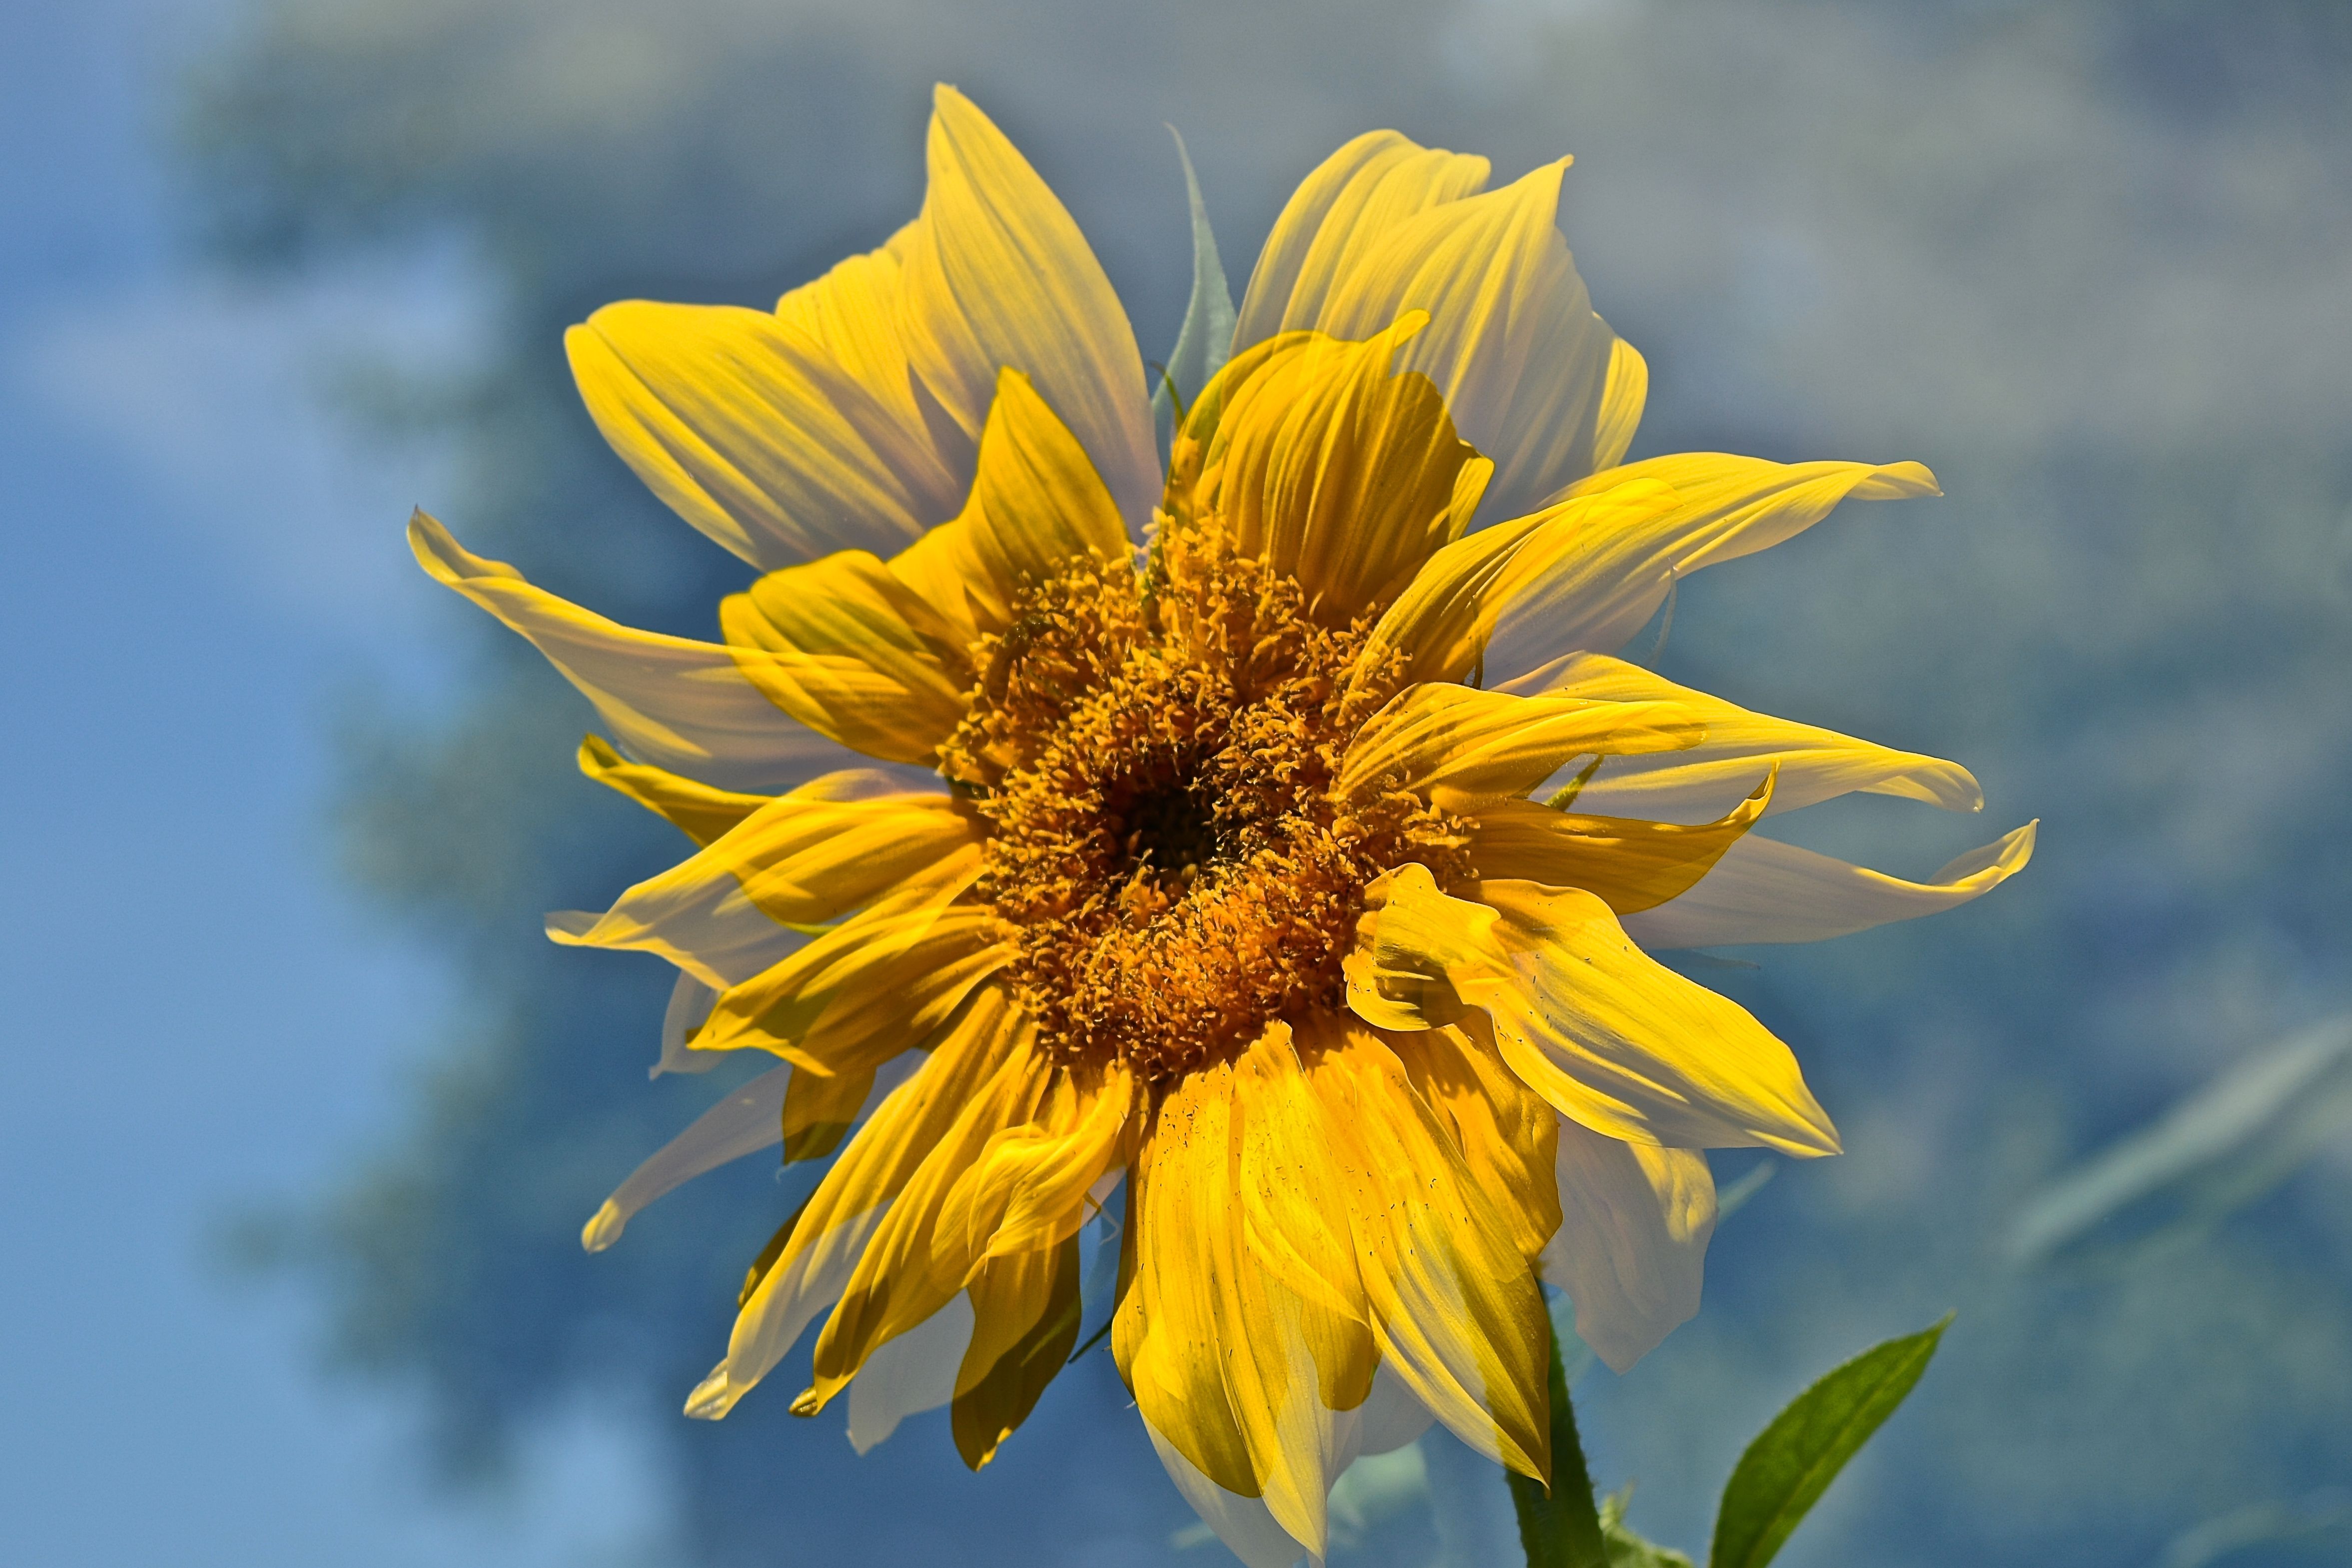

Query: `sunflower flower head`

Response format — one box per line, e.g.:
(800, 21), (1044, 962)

(415, 84), (2033, 1567)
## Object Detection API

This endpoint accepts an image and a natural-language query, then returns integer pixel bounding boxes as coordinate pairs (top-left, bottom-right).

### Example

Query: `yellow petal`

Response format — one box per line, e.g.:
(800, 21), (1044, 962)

(951, 1233), (1083, 1469)
(934, 1062), (1134, 1272)
(577, 735), (766, 848)
(886, 366), (1130, 648)
(771, 228), (935, 439)
(688, 986), (1025, 1420)
(1115, 1059), (1262, 1500)
(1539, 1118), (1717, 1373)
(799, 1025), (1052, 1414)
(1387, 1018), (1564, 1264)
(565, 297), (956, 570)
(1351, 864), (1838, 1156)
(1234, 130), (1489, 352)
(1186, 315), (1489, 623)
(1354, 478), (1682, 695)
(774, 227), (976, 501)
(720, 546), (976, 766)
(1482, 453), (1941, 678)
(691, 854), (1004, 1073)
(1501, 652), (1982, 821)
(897, 85), (1158, 531)
(410, 512), (853, 792)
(1465, 767), (1775, 915)
(1623, 821), (2037, 948)
(547, 775), (982, 989)
(1116, 1031), (1379, 1556)
(1316, 160), (1629, 521)
(1294, 1011), (1551, 1484)
(1339, 681), (1703, 811)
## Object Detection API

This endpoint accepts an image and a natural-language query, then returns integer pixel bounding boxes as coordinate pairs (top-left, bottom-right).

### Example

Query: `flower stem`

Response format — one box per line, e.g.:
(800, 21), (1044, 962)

(1506, 1308), (1609, 1568)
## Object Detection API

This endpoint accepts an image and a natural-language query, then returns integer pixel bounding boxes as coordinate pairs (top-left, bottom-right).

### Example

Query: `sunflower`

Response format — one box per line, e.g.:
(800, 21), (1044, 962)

(413, 85), (2032, 1566)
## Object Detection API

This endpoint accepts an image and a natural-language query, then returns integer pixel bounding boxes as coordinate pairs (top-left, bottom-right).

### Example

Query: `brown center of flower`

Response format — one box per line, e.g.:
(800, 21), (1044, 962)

(939, 521), (1470, 1083)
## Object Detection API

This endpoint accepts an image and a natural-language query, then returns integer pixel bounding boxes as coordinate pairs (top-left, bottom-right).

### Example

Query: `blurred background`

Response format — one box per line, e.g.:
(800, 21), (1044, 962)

(4, 0), (2350, 1564)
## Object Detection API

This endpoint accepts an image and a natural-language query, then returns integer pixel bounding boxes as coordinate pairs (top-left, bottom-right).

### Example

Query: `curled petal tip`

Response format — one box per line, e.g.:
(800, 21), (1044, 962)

(581, 1200), (625, 1253)
(1871, 460), (1941, 499)
(684, 1370), (738, 1421)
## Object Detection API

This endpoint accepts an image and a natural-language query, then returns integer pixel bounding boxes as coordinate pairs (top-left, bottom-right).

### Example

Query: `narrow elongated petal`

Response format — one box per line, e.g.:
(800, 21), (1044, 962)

(935, 1063), (1134, 1272)
(1187, 315), (1489, 623)
(1482, 454), (1941, 678)
(1464, 769), (1775, 915)
(772, 231), (949, 474)
(1117, 1032), (1380, 1558)
(544, 883), (792, 992)
(689, 987), (1025, 1420)
(580, 1054), (920, 1252)
(1387, 1019), (1563, 1264)
(897, 85), (1158, 532)
(1540, 1118), (1717, 1373)
(547, 778), (981, 988)
(1355, 478), (1682, 694)
(410, 513), (853, 792)
(1234, 130), (1490, 352)
(886, 366), (1130, 646)
(577, 735), (767, 847)
(1502, 652), (1982, 821)
(1340, 682), (1702, 810)
(1317, 160), (1626, 522)
(1622, 822), (2038, 949)
(952, 1233), (1084, 1469)
(1296, 1012), (1551, 1484)
(1351, 865), (1838, 1156)
(565, 297), (953, 570)
(800, 1029), (1052, 1413)
(691, 854), (1003, 1072)
(720, 549), (973, 765)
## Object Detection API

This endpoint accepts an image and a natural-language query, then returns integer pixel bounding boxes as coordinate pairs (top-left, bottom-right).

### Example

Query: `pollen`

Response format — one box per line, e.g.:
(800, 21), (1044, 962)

(941, 520), (1470, 1083)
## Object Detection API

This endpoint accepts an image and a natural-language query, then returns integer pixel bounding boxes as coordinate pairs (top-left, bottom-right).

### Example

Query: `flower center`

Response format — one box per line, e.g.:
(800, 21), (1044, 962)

(940, 522), (1469, 1083)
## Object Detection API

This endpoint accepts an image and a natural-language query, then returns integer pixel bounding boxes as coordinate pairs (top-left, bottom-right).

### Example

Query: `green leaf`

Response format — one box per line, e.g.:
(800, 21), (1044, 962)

(1151, 125), (1235, 447)
(1507, 1309), (1610, 1568)
(1708, 1315), (1951, 1568)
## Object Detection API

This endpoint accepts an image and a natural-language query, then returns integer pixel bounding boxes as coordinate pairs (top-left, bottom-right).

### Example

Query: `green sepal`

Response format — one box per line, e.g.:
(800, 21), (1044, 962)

(1708, 1314), (1952, 1568)
(1151, 125), (1236, 451)
(1599, 1488), (1696, 1568)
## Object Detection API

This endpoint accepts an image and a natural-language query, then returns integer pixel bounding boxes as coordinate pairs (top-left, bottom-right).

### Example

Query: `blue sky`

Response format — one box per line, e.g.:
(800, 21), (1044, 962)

(0, 4), (669, 1561)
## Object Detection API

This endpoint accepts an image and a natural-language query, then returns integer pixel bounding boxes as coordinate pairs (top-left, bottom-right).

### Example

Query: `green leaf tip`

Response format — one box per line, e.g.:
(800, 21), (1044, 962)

(1708, 1313), (1953, 1568)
